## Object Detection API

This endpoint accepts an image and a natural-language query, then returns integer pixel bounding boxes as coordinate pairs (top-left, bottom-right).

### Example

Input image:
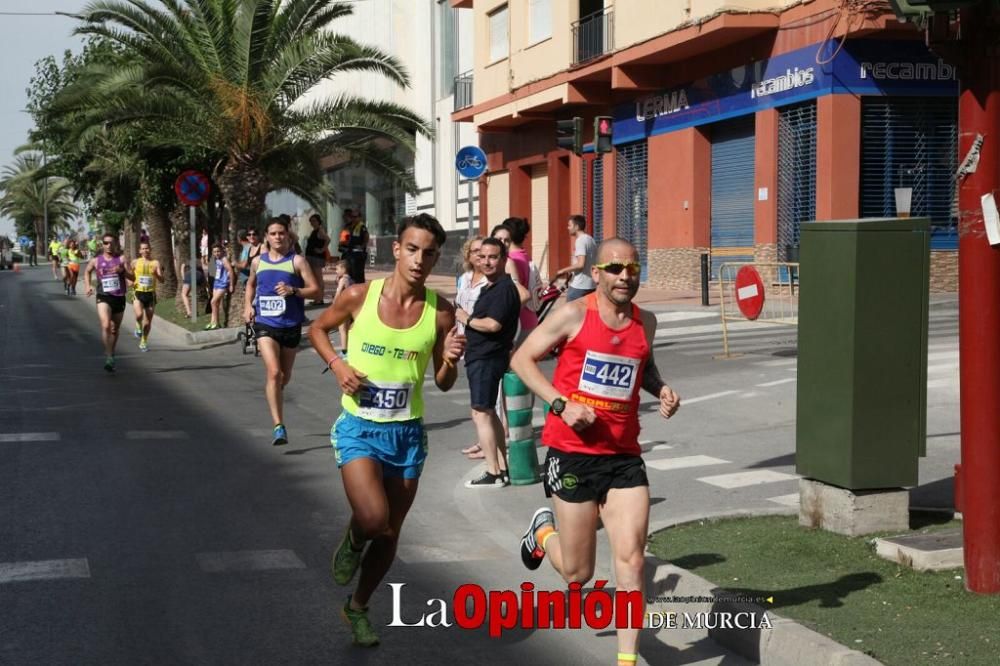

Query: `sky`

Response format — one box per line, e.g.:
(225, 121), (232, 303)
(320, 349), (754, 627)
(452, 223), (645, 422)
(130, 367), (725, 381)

(0, 1), (86, 238)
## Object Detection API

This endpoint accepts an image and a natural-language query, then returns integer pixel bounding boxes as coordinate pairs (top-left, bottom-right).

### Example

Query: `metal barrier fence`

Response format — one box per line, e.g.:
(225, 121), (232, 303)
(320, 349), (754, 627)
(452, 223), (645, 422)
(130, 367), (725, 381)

(718, 261), (800, 357)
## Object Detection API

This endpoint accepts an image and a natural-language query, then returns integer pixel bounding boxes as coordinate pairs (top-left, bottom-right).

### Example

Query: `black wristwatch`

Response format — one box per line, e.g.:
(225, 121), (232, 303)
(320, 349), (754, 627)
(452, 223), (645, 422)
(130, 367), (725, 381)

(551, 397), (568, 416)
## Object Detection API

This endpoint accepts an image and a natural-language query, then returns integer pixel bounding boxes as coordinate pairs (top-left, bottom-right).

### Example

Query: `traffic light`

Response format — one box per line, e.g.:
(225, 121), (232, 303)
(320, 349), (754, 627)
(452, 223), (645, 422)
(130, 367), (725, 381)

(888, 0), (982, 21)
(556, 117), (582, 155)
(594, 116), (613, 154)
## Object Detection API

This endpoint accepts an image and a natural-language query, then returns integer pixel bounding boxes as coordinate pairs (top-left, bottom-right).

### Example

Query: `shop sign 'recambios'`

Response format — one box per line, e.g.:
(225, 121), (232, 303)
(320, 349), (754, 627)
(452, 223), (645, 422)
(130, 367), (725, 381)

(614, 40), (958, 145)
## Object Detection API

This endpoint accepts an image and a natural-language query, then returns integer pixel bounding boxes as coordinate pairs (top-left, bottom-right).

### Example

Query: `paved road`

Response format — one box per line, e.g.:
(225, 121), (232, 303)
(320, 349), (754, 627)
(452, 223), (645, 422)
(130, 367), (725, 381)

(0, 267), (959, 665)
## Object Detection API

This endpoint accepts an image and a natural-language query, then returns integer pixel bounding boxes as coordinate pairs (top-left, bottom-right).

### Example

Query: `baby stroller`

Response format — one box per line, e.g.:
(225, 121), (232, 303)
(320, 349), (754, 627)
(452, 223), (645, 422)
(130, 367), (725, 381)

(238, 317), (259, 356)
(535, 280), (566, 324)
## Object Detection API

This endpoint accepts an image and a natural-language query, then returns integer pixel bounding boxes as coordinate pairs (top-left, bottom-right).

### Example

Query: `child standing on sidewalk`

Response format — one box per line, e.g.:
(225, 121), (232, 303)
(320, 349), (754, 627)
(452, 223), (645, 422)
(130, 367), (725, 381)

(332, 259), (354, 356)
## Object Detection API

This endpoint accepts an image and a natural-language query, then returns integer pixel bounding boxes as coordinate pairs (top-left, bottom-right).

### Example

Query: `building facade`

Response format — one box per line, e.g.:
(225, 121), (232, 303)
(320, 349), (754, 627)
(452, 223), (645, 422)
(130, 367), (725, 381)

(269, 0), (480, 263)
(452, 0), (960, 291)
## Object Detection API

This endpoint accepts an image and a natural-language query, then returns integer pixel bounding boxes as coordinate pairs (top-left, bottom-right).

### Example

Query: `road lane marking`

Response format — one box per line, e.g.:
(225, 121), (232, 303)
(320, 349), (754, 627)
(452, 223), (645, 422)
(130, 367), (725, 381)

(196, 550), (305, 573)
(754, 359), (798, 367)
(697, 470), (799, 489)
(0, 558), (90, 584)
(756, 378), (796, 388)
(646, 455), (729, 472)
(654, 311), (719, 323)
(125, 430), (189, 440)
(0, 432), (60, 442)
(682, 391), (739, 405)
(768, 493), (800, 507)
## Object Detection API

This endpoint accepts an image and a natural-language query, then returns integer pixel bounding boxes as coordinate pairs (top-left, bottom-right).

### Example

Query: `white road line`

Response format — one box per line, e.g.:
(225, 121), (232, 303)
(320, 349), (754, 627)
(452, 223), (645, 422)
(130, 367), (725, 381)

(196, 550), (306, 573)
(697, 470), (800, 489)
(682, 390), (739, 405)
(754, 359), (798, 367)
(655, 321), (788, 340)
(654, 311), (719, 323)
(927, 363), (959, 374)
(927, 350), (960, 362)
(756, 378), (796, 388)
(125, 431), (189, 440)
(0, 558), (90, 584)
(0, 432), (60, 442)
(646, 455), (729, 472)
(768, 493), (800, 507)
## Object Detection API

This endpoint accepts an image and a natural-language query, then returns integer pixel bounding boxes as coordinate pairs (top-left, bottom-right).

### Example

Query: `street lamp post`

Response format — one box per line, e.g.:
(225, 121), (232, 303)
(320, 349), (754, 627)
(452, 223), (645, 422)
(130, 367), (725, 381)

(42, 147), (48, 248)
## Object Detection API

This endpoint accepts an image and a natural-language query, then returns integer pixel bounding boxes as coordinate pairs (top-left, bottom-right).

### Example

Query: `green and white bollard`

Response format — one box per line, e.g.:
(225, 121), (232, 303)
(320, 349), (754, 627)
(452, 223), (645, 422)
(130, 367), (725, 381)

(503, 371), (541, 486)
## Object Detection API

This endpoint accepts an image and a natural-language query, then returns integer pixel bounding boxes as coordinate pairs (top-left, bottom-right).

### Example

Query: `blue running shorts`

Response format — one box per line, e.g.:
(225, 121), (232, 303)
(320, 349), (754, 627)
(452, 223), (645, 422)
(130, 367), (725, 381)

(331, 412), (428, 479)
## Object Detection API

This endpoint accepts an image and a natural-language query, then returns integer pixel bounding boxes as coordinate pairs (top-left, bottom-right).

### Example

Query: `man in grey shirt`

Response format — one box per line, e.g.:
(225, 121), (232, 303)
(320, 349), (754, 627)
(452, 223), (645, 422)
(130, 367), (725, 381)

(554, 214), (597, 302)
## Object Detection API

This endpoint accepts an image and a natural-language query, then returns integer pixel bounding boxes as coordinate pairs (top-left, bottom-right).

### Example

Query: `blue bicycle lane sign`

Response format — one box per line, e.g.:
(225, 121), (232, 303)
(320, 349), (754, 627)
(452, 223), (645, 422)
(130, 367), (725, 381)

(455, 145), (488, 180)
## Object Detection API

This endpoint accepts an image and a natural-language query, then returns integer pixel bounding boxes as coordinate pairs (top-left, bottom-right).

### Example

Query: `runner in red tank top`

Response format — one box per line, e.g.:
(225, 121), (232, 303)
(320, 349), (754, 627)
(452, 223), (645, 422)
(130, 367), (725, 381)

(510, 238), (680, 666)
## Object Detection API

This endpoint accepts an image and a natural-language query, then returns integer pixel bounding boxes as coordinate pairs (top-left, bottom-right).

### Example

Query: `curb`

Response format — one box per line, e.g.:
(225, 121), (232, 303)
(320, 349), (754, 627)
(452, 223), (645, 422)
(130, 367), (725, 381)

(152, 315), (241, 348)
(648, 510), (883, 665)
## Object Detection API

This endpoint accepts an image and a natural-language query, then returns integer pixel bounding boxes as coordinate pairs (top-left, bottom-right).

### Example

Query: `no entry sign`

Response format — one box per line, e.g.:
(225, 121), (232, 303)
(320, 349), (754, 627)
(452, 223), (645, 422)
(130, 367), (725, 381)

(174, 170), (211, 206)
(734, 265), (766, 320)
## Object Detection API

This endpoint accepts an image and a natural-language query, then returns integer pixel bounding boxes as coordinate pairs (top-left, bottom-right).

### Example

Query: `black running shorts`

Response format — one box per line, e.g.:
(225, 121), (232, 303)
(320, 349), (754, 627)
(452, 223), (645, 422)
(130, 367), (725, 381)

(135, 291), (157, 308)
(253, 323), (302, 349)
(96, 294), (126, 314)
(542, 448), (648, 504)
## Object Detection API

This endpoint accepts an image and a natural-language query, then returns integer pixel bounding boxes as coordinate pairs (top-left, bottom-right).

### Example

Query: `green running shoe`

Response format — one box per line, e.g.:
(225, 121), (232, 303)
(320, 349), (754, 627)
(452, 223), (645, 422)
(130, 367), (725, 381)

(103, 356), (115, 373)
(332, 528), (363, 585)
(341, 596), (379, 647)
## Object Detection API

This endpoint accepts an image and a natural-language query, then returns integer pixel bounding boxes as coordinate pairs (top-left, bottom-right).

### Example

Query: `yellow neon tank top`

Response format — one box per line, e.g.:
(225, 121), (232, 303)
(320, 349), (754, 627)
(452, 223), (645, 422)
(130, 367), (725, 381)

(133, 258), (157, 292)
(341, 278), (437, 422)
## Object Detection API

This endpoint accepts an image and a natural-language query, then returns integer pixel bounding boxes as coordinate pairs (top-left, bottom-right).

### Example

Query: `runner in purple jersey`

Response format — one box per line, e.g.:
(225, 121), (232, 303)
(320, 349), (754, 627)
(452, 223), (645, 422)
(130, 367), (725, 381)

(84, 233), (134, 372)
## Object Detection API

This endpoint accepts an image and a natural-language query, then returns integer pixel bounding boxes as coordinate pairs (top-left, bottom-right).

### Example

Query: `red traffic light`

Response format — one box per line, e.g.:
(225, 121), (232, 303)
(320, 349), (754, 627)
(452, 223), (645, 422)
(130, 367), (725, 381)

(594, 116), (613, 153)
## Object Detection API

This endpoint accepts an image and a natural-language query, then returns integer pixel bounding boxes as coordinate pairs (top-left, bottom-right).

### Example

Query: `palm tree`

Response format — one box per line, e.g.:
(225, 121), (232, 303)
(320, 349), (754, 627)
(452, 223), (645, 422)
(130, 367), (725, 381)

(0, 152), (77, 247)
(71, 0), (431, 234)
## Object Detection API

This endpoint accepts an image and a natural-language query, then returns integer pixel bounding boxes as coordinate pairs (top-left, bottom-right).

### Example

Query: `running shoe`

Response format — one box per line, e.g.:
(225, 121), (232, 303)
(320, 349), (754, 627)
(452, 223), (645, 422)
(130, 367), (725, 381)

(204, 323), (218, 330)
(520, 507), (555, 570)
(332, 527), (363, 585)
(103, 356), (115, 373)
(271, 423), (288, 446)
(465, 470), (509, 489)
(139, 338), (148, 352)
(341, 596), (379, 647)
(134, 324), (142, 339)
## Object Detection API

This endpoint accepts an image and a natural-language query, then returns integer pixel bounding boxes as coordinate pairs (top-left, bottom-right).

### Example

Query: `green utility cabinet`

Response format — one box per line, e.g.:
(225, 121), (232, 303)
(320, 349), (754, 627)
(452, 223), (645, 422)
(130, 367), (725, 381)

(796, 218), (930, 489)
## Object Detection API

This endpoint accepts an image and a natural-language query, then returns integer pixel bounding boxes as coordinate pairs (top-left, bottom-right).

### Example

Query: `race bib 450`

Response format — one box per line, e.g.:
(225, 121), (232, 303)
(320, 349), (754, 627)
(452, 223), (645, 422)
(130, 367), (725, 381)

(357, 382), (413, 420)
(578, 351), (640, 401)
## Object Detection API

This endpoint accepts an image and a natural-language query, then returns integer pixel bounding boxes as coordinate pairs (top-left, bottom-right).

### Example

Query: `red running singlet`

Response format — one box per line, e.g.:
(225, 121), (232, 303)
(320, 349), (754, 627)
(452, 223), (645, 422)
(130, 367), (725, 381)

(542, 293), (650, 456)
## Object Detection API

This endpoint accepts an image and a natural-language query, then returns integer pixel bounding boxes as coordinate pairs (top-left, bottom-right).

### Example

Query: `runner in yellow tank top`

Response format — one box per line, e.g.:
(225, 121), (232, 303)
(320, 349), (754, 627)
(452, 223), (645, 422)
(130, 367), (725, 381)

(309, 214), (466, 648)
(131, 241), (163, 352)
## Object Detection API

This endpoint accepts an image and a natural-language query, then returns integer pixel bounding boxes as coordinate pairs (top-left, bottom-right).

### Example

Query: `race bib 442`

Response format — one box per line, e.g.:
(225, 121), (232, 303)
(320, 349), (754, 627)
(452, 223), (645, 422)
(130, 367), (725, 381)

(578, 351), (640, 401)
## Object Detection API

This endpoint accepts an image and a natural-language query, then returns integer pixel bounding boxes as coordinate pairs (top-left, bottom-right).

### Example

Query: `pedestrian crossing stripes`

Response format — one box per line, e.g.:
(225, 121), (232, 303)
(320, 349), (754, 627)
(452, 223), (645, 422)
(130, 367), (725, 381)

(0, 558), (90, 584)
(696, 470), (799, 489)
(196, 550), (306, 573)
(646, 455), (729, 472)
(756, 378), (796, 388)
(767, 493), (800, 507)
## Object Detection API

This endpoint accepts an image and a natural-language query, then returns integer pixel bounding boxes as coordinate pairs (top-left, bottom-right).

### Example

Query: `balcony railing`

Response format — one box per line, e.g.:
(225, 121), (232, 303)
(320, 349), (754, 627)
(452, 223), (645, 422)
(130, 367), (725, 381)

(572, 8), (613, 66)
(454, 70), (474, 111)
